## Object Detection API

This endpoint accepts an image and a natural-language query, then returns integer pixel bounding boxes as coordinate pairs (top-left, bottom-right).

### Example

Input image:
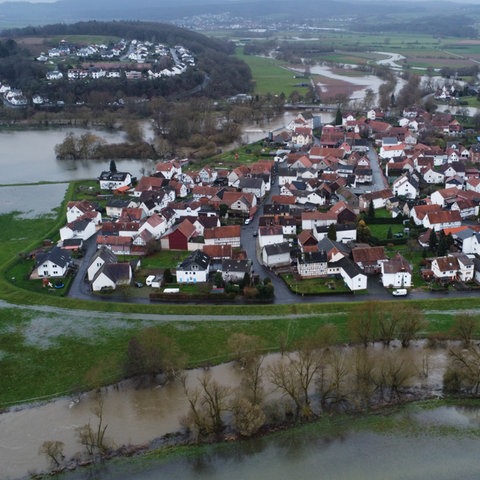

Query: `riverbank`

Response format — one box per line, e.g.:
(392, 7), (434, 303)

(0, 335), (463, 479)
(32, 396), (480, 480)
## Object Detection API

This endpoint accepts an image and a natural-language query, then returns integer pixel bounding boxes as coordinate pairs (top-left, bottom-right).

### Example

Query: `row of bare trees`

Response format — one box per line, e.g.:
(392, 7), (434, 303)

(180, 326), (427, 443)
(40, 311), (480, 469)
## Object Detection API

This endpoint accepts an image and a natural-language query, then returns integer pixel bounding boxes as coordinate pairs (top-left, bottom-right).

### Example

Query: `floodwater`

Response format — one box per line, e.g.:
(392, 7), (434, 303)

(0, 344), (453, 480)
(0, 362), (243, 479)
(37, 405), (480, 480)
(0, 128), (156, 185)
(0, 183), (68, 218)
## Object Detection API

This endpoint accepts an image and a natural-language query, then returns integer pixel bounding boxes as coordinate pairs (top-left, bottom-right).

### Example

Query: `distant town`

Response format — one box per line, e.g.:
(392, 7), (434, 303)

(1, 38), (195, 108)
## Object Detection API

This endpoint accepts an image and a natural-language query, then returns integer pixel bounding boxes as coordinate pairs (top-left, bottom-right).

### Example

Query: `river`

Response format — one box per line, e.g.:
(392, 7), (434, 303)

(25, 404), (480, 480)
(0, 343), (453, 480)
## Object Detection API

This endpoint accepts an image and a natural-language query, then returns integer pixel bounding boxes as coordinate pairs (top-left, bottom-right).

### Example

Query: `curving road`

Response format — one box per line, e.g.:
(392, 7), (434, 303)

(68, 149), (480, 307)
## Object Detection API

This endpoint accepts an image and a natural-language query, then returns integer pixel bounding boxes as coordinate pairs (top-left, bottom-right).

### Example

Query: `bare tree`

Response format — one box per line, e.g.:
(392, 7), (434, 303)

(268, 341), (321, 419)
(378, 307), (400, 347)
(75, 392), (111, 460)
(444, 345), (480, 395)
(317, 348), (349, 411)
(348, 301), (379, 348)
(231, 398), (266, 437)
(124, 327), (186, 381)
(240, 354), (265, 405)
(397, 306), (426, 348)
(39, 441), (65, 469)
(351, 347), (376, 411)
(363, 88), (376, 110)
(373, 350), (416, 401)
(228, 333), (264, 369)
(452, 313), (477, 348)
(182, 373), (231, 440)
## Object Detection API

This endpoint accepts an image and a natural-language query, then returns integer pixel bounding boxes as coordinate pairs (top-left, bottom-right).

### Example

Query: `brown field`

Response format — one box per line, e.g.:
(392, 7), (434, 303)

(313, 74), (364, 101)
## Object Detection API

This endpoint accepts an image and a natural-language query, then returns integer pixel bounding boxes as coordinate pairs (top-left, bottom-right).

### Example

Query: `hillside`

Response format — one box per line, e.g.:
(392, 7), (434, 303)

(0, 21), (252, 100)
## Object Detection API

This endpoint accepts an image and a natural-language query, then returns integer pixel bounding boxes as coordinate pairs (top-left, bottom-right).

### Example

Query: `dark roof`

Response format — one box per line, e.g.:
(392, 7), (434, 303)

(90, 245), (118, 265)
(299, 251), (327, 264)
(178, 249), (211, 271)
(36, 246), (72, 268)
(334, 257), (364, 278)
(316, 224), (356, 234)
(264, 242), (291, 256)
(100, 263), (131, 282)
(221, 259), (251, 273)
(99, 171), (131, 181)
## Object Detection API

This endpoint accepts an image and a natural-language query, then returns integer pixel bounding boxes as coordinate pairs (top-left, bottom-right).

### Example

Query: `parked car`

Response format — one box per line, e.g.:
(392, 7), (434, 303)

(392, 288), (407, 296)
(244, 218), (251, 225)
(134, 281), (144, 288)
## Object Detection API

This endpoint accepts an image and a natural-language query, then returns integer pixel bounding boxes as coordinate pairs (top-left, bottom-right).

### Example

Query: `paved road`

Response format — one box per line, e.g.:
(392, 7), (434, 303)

(351, 147), (387, 195)
(67, 147), (478, 306)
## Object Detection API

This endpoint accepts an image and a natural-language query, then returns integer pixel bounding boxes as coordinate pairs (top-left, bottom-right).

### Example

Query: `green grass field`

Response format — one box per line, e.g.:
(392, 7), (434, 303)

(235, 51), (310, 96)
(0, 177), (479, 408)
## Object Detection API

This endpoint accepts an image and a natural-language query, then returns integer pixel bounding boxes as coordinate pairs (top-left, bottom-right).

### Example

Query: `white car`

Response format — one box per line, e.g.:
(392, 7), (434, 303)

(244, 218), (251, 225)
(392, 288), (408, 296)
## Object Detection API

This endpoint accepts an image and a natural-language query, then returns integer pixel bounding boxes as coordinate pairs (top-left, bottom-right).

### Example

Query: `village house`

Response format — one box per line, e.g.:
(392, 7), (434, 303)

(258, 225), (284, 249)
(352, 246), (388, 274)
(106, 198), (130, 218)
(238, 177), (266, 199)
(96, 235), (132, 255)
(297, 250), (328, 278)
(424, 210), (462, 232)
(314, 224), (357, 243)
(332, 257), (368, 291)
(431, 253), (474, 283)
(176, 250), (211, 283)
(301, 211), (336, 231)
(381, 253), (412, 288)
(35, 246), (72, 278)
(204, 225), (241, 248)
(262, 242), (291, 268)
(160, 219), (197, 251)
(91, 263), (132, 292)
(221, 259), (252, 283)
(87, 246), (117, 282)
(59, 217), (97, 242)
(392, 173), (419, 199)
(453, 229), (480, 255)
(66, 200), (102, 225)
(98, 171), (132, 190)
(359, 189), (392, 211)
(298, 230), (319, 253)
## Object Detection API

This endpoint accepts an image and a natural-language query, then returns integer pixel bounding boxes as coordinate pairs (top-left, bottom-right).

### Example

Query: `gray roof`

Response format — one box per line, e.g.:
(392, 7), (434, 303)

(178, 249), (211, 271)
(239, 177), (264, 189)
(91, 245), (118, 266)
(221, 259), (251, 273)
(333, 257), (364, 278)
(99, 171), (131, 181)
(36, 246), (72, 268)
(100, 263), (131, 282)
(317, 237), (351, 254)
(264, 242), (291, 256)
(299, 251), (327, 265)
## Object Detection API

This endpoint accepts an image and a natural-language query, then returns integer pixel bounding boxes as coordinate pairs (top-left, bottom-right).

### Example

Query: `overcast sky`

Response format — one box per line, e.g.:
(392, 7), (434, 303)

(0, 0), (58, 3)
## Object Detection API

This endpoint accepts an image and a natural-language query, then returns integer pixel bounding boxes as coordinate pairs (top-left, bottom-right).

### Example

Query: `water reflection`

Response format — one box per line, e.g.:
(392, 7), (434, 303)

(61, 422), (480, 480)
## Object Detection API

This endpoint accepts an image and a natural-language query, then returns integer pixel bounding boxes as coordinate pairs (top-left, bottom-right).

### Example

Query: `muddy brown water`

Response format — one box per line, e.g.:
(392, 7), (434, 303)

(0, 343), (450, 479)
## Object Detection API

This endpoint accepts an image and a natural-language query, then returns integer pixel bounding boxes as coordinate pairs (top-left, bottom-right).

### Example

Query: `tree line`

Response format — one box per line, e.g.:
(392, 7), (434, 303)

(39, 307), (480, 472)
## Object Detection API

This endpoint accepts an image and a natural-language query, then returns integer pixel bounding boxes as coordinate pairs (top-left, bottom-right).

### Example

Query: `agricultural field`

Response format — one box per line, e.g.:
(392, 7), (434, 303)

(234, 31), (480, 73)
(235, 51), (311, 96)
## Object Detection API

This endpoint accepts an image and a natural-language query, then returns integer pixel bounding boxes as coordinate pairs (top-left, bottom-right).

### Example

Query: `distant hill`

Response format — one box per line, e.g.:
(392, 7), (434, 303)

(1, 21), (253, 98)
